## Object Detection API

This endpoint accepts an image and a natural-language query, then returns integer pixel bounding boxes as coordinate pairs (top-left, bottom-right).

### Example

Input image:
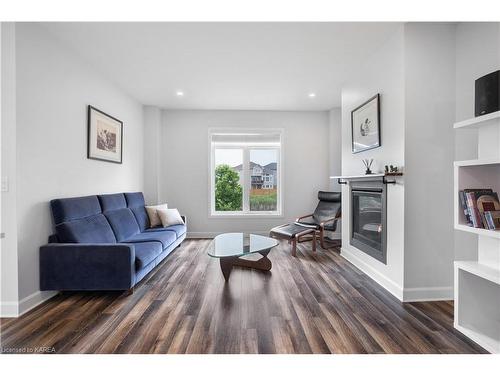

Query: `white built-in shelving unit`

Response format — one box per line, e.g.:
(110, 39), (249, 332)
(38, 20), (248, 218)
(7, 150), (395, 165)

(453, 110), (500, 354)
(453, 110), (500, 129)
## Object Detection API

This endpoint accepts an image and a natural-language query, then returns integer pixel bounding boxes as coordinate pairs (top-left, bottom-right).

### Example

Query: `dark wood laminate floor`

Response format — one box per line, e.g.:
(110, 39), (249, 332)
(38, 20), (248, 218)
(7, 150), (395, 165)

(0, 239), (487, 354)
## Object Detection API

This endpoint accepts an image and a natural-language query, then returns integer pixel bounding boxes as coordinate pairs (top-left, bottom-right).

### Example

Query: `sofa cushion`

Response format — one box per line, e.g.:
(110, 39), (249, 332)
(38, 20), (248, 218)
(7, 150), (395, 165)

(123, 230), (176, 249)
(146, 224), (186, 239)
(51, 195), (101, 225)
(130, 207), (149, 232)
(133, 241), (162, 270)
(55, 214), (117, 243)
(104, 208), (141, 242)
(125, 192), (150, 231)
(98, 193), (127, 212)
(145, 204), (168, 228)
(157, 208), (184, 227)
(124, 192), (145, 208)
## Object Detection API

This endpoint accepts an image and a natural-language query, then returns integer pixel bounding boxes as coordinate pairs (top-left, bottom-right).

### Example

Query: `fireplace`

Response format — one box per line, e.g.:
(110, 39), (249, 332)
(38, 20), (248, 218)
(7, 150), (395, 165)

(350, 179), (387, 264)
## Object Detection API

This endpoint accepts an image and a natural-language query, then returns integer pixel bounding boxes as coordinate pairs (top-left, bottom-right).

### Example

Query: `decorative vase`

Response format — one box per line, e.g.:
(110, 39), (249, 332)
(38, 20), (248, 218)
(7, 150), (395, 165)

(362, 158), (374, 175)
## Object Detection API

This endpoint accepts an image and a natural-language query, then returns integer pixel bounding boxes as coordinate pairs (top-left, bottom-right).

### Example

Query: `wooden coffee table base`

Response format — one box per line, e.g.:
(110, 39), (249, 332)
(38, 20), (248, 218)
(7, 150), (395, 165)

(219, 249), (272, 281)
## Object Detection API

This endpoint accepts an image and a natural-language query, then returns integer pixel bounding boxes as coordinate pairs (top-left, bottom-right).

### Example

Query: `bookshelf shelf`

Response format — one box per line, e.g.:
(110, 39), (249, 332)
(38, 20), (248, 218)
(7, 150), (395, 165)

(454, 158), (500, 167)
(453, 324), (500, 354)
(454, 160), (500, 235)
(454, 262), (500, 353)
(455, 261), (500, 285)
(455, 224), (500, 239)
(453, 114), (500, 353)
(453, 110), (500, 129)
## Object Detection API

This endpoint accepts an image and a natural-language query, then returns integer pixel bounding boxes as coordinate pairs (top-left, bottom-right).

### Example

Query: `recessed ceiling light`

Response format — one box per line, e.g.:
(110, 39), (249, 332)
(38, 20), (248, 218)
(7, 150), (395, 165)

(176, 91), (184, 97)
(308, 93), (316, 98)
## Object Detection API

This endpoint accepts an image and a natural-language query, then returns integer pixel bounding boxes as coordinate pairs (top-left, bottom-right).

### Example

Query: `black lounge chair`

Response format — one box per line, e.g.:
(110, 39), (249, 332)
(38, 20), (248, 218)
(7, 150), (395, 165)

(270, 191), (341, 256)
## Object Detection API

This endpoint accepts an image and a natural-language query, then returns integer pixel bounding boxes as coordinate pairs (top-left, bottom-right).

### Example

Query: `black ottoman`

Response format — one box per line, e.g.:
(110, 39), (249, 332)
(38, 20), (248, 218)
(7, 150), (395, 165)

(269, 223), (316, 257)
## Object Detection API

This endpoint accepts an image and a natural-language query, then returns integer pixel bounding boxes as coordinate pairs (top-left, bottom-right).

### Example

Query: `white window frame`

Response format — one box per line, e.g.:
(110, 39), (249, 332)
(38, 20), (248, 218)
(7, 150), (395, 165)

(209, 128), (284, 218)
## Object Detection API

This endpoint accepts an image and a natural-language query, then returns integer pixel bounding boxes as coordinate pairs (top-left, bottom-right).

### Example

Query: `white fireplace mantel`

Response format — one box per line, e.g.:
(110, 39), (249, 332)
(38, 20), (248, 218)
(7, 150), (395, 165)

(329, 173), (403, 184)
(330, 173), (386, 179)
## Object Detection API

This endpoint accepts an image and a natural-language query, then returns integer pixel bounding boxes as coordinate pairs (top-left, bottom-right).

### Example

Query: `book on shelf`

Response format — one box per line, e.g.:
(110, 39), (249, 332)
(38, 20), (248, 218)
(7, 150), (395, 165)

(484, 210), (500, 230)
(464, 189), (490, 227)
(459, 188), (500, 230)
(459, 191), (472, 225)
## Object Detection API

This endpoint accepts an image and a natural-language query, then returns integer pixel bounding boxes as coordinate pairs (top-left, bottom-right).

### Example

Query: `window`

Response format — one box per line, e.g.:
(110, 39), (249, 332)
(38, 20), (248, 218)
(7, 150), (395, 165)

(210, 129), (283, 216)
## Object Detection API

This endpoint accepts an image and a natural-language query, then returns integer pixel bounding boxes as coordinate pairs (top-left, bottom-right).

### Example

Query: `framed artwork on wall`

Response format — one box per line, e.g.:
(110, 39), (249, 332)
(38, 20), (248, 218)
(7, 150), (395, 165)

(87, 105), (123, 164)
(351, 93), (381, 154)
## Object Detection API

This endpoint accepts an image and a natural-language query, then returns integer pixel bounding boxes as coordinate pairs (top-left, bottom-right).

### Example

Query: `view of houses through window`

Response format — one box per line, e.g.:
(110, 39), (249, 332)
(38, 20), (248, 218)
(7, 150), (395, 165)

(249, 149), (278, 211)
(211, 130), (282, 215)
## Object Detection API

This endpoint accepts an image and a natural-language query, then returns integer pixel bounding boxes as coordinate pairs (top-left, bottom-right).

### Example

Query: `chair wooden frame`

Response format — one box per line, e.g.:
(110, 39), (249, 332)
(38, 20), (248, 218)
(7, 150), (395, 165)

(295, 213), (341, 249)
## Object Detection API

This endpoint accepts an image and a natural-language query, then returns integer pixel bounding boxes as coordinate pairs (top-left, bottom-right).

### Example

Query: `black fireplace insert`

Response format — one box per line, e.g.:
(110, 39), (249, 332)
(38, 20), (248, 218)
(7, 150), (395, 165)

(350, 180), (387, 264)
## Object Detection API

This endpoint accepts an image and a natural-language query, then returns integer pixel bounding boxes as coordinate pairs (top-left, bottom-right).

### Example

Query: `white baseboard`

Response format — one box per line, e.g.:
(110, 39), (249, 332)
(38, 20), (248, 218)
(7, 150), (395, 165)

(341, 247), (404, 301)
(341, 247), (454, 303)
(187, 231), (268, 239)
(402, 286), (453, 302)
(17, 290), (57, 317)
(0, 301), (19, 317)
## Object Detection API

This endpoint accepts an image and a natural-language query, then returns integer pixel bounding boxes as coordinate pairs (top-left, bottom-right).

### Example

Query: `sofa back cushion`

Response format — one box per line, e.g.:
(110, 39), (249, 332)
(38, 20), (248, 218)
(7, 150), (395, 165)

(51, 195), (101, 225)
(125, 192), (150, 231)
(104, 208), (140, 242)
(55, 214), (117, 243)
(50, 192), (149, 244)
(98, 193), (127, 212)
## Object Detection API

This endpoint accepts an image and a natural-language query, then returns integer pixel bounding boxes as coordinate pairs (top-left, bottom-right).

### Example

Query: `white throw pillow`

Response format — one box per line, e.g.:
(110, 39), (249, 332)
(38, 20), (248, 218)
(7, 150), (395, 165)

(157, 208), (184, 227)
(145, 203), (168, 227)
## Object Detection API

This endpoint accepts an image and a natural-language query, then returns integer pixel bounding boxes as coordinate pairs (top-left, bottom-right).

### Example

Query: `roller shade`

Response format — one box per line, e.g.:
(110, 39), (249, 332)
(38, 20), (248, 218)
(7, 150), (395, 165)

(210, 131), (281, 146)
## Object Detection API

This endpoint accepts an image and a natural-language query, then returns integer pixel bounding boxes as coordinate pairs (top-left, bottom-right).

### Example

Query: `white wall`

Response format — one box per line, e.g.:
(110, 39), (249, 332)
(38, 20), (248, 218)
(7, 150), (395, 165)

(157, 110), (329, 236)
(328, 108), (342, 191)
(454, 23), (500, 262)
(143, 106), (162, 204)
(340, 26), (406, 299)
(403, 23), (457, 301)
(1, 23), (20, 317)
(327, 108), (342, 239)
(8, 23), (145, 315)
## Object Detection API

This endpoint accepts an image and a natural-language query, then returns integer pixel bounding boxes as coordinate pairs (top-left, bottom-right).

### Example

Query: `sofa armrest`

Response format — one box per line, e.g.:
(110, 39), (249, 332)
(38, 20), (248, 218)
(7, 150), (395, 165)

(181, 215), (187, 225)
(40, 243), (135, 291)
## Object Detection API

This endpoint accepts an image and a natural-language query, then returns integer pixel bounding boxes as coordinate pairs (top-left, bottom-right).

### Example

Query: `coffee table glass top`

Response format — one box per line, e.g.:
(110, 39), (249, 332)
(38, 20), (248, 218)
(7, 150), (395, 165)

(207, 233), (279, 258)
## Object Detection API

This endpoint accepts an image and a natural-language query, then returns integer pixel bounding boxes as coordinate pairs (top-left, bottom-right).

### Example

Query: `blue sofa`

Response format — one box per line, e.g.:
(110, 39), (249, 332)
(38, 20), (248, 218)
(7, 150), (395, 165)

(40, 192), (186, 291)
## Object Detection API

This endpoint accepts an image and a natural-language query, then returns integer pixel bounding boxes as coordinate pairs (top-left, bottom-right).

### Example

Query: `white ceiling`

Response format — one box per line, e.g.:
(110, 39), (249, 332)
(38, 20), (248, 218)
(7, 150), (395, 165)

(41, 22), (401, 111)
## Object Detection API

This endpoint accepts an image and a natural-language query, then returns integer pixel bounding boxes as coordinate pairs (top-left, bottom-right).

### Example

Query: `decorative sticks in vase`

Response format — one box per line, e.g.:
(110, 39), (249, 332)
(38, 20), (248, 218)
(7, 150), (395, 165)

(362, 159), (374, 175)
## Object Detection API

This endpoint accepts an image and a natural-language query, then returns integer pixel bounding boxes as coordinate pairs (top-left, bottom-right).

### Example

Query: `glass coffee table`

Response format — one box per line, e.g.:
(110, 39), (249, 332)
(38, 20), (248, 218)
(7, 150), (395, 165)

(207, 233), (279, 281)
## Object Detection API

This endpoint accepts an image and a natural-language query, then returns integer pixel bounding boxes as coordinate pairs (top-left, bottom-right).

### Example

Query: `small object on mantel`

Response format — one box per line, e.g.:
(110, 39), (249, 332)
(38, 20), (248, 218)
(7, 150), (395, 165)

(384, 165), (401, 175)
(362, 158), (374, 175)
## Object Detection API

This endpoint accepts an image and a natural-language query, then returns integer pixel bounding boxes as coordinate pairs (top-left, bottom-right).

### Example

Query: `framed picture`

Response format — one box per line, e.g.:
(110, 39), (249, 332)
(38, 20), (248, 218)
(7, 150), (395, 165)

(351, 94), (381, 154)
(87, 105), (123, 164)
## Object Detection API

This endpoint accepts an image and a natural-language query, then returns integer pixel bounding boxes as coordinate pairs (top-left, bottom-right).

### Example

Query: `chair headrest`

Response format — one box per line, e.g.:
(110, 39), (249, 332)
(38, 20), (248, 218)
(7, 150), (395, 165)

(318, 191), (341, 203)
